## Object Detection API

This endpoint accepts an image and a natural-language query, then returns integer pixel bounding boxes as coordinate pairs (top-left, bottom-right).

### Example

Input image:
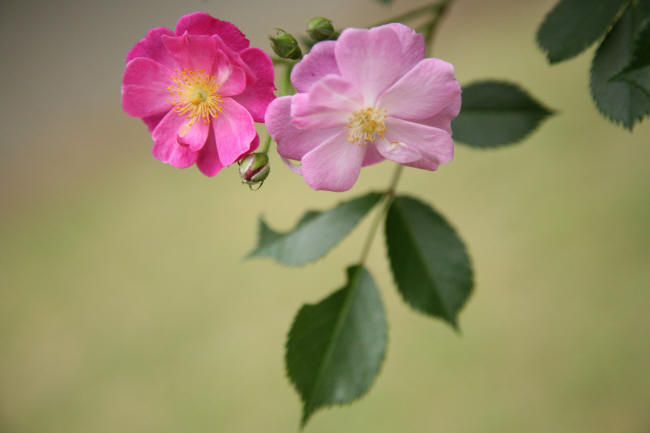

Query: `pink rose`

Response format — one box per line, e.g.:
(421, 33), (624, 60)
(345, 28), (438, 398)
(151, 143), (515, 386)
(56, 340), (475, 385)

(122, 12), (275, 176)
(265, 23), (461, 191)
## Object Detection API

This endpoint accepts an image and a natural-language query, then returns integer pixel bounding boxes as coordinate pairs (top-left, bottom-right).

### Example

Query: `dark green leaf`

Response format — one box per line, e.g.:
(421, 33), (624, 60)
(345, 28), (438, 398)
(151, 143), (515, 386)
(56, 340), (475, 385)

(591, 2), (650, 129)
(286, 265), (387, 427)
(385, 196), (473, 328)
(248, 192), (383, 265)
(452, 81), (554, 148)
(537, 0), (628, 63)
(612, 19), (650, 97)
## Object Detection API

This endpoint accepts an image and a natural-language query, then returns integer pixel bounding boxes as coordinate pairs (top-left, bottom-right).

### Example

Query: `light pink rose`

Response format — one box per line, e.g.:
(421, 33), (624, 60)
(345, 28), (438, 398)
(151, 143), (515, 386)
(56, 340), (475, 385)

(122, 12), (275, 176)
(265, 23), (461, 192)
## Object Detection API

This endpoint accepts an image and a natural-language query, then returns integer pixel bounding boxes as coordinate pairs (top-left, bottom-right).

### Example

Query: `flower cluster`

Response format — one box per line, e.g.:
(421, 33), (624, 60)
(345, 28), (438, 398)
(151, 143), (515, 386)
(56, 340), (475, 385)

(265, 23), (461, 191)
(122, 15), (461, 190)
(121, 12), (275, 176)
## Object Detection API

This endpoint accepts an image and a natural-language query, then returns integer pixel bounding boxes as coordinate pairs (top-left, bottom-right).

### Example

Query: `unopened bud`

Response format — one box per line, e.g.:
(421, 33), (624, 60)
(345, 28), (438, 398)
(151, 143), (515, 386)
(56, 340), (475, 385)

(239, 153), (270, 189)
(307, 17), (336, 42)
(269, 29), (302, 60)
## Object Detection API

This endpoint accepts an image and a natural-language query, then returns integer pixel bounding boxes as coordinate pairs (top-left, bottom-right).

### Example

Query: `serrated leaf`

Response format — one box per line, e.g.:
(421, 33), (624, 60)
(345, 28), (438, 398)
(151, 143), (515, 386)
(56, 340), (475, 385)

(248, 192), (383, 265)
(385, 196), (473, 328)
(286, 265), (387, 427)
(591, 2), (650, 130)
(612, 19), (650, 97)
(537, 0), (628, 63)
(452, 81), (553, 148)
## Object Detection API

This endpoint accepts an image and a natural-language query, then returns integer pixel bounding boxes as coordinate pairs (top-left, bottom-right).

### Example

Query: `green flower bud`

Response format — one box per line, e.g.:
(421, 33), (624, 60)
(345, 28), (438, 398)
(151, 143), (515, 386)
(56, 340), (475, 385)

(307, 17), (336, 42)
(239, 153), (270, 190)
(269, 29), (302, 60)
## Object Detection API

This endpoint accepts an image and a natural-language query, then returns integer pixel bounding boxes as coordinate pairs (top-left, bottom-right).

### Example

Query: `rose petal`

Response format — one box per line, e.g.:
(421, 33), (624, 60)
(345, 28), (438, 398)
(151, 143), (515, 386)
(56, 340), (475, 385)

(212, 35), (256, 85)
(229, 133), (260, 164)
(290, 40), (339, 93)
(374, 137), (422, 163)
(362, 143), (385, 167)
(420, 94), (462, 134)
(305, 75), (362, 112)
(247, 134), (261, 154)
(162, 33), (219, 75)
(380, 23), (425, 73)
(177, 119), (210, 151)
(126, 27), (176, 69)
(232, 47), (275, 121)
(240, 47), (274, 86)
(121, 57), (173, 118)
(265, 96), (341, 160)
(212, 98), (256, 166)
(142, 112), (166, 132)
(196, 128), (224, 176)
(335, 26), (405, 104)
(301, 130), (366, 192)
(290, 75), (361, 129)
(175, 12), (250, 52)
(384, 117), (453, 170)
(232, 84), (276, 123)
(281, 157), (303, 175)
(377, 58), (460, 121)
(152, 110), (199, 168)
(289, 100), (349, 129)
(213, 49), (246, 96)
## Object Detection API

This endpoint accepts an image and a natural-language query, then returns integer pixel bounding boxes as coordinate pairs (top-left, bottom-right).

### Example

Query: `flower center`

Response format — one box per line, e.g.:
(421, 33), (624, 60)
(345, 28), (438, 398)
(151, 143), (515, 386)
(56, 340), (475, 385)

(346, 106), (387, 145)
(168, 69), (223, 127)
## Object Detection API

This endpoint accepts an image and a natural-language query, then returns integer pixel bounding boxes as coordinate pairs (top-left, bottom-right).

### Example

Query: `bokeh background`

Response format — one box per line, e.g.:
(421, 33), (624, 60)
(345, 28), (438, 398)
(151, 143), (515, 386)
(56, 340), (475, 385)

(1, 0), (649, 432)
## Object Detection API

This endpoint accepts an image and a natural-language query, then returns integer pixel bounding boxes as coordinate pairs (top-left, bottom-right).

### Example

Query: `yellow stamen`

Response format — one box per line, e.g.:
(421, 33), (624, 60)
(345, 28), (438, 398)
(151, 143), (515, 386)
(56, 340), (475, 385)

(346, 107), (387, 145)
(168, 69), (223, 128)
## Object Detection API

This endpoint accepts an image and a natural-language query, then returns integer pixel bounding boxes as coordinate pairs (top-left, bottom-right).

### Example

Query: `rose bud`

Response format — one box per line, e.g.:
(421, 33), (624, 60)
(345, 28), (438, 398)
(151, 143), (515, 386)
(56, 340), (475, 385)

(269, 29), (302, 59)
(307, 17), (337, 42)
(239, 153), (270, 189)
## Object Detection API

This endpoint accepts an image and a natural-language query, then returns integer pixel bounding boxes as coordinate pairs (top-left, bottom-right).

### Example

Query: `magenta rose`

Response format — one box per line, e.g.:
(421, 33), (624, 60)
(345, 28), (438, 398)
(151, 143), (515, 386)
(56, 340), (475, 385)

(122, 12), (275, 176)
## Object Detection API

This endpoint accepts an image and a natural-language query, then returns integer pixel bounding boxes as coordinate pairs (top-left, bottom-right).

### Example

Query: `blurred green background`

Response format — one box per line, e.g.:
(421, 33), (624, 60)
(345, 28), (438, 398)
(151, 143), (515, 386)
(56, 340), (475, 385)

(1, 0), (649, 432)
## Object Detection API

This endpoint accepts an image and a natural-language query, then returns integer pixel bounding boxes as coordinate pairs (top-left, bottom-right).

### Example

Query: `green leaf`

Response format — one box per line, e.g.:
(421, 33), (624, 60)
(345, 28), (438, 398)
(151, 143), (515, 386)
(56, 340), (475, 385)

(248, 192), (383, 266)
(591, 2), (650, 130)
(385, 196), (473, 328)
(537, 0), (628, 63)
(452, 81), (554, 148)
(286, 265), (387, 427)
(612, 19), (650, 97)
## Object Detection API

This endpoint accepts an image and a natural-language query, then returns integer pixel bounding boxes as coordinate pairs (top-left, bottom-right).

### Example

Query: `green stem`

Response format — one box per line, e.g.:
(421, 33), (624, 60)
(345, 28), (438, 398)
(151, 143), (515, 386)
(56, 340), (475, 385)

(423, 0), (453, 55)
(359, 165), (403, 264)
(259, 134), (272, 154)
(279, 65), (296, 96)
(374, 1), (442, 26)
(272, 56), (297, 66)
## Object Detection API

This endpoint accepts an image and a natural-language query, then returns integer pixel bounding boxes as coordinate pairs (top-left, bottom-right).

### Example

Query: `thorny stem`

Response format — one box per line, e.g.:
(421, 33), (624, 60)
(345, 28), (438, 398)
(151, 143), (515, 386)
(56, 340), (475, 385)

(358, 0), (454, 265)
